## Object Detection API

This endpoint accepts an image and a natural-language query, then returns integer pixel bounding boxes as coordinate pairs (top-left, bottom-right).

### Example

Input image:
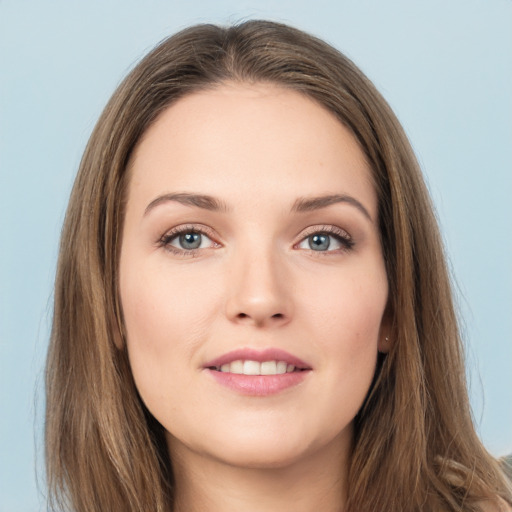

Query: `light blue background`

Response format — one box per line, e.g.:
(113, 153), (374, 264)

(1, 1), (511, 510)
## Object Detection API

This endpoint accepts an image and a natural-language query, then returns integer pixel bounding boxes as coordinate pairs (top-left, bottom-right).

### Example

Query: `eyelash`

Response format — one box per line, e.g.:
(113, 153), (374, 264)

(157, 224), (354, 256)
(158, 224), (219, 257)
(295, 225), (354, 254)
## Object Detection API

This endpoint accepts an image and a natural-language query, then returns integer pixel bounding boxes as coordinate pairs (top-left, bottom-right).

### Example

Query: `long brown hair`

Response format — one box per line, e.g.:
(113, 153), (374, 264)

(45, 20), (512, 512)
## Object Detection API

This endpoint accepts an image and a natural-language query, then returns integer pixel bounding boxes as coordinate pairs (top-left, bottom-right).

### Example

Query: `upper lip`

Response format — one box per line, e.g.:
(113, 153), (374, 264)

(203, 348), (311, 370)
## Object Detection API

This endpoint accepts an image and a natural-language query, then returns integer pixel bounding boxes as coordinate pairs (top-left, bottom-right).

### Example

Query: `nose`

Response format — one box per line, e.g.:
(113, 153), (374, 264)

(225, 245), (293, 328)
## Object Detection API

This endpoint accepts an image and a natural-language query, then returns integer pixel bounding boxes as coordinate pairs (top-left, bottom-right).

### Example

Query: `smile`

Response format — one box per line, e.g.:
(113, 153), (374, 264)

(204, 348), (312, 396)
(212, 360), (304, 375)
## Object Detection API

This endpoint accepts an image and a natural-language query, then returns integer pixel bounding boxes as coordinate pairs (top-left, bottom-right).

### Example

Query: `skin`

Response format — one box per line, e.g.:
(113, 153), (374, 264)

(119, 83), (390, 512)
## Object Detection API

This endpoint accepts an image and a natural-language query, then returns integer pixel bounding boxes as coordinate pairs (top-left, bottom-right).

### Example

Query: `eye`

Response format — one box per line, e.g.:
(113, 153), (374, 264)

(307, 233), (331, 251)
(173, 232), (206, 250)
(296, 226), (354, 253)
(159, 225), (219, 254)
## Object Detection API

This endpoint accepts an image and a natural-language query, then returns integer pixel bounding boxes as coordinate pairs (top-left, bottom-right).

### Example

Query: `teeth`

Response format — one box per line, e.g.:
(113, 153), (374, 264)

(230, 360), (244, 374)
(243, 360), (260, 375)
(277, 361), (287, 374)
(217, 360), (298, 375)
(260, 361), (277, 375)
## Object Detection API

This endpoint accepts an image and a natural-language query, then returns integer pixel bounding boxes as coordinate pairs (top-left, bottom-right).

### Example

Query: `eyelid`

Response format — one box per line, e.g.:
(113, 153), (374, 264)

(297, 224), (351, 240)
(294, 224), (354, 251)
(158, 223), (221, 254)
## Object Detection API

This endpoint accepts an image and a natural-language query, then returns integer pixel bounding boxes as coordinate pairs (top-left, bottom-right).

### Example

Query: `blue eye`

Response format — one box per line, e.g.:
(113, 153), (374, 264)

(308, 234), (330, 251)
(297, 227), (354, 253)
(178, 232), (202, 250)
(160, 227), (217, 253)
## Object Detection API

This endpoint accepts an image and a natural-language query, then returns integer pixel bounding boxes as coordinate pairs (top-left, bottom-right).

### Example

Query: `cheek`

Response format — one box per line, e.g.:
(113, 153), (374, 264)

(122, 257), (220, 343)
(303, 265), (388, 345)
(299, 262), (387, 393)
(119, 258), (221, 406)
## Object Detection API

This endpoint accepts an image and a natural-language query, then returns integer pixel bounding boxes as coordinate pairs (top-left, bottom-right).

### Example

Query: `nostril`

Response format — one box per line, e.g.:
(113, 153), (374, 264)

(235, 312), (285, 322)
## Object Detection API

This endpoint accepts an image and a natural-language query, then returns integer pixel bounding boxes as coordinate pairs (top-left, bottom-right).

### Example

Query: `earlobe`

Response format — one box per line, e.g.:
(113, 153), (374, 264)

(377, 303), (393, 353)
(378, 334), (391, 354)
(110, 307), (126, 350)
(110, 299), (126, 350)
(112, 328), (125, 350)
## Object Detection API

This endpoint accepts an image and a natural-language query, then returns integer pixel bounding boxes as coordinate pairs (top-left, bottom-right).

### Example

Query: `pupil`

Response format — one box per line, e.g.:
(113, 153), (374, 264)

(309, 234), (330, 251)
(179, 232), (201, 249)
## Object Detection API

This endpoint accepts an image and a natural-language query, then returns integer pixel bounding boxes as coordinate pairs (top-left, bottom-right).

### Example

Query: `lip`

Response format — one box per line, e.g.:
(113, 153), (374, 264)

(203, 348), (311, 370)
(203, 348), (312, 396)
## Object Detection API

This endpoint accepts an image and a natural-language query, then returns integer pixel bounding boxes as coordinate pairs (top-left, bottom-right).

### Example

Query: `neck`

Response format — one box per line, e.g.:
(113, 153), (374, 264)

(169, 434), (350, 512)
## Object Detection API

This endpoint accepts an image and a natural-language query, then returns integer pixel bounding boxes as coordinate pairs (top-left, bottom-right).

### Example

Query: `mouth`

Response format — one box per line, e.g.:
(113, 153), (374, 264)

(203, 347), (311, 374)
(203, 348), (311, 396)
(207, 359), (309, 375)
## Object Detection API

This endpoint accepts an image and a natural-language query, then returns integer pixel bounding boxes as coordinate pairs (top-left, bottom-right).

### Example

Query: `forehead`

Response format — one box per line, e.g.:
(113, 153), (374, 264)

(127, 82), (376, 217)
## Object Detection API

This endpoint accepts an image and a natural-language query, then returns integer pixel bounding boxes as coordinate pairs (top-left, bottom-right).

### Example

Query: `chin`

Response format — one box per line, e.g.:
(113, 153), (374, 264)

(174, 419), (350, 472)
(209, 441), (314, 470)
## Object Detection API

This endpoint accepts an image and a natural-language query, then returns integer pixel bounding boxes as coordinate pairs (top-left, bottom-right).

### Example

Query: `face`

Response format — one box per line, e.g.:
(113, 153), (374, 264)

(119, 83), (389, 470)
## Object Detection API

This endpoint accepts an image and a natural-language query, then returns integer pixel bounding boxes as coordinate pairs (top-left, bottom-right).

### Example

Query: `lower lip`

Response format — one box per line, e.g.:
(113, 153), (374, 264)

(206, 369), (310, 396)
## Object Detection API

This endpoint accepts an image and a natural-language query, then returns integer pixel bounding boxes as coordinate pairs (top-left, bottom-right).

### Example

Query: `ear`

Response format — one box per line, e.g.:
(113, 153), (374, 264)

(111, 303), (126, 350)
(378, 333), (391, 353)
(112, 326), (125, 350)
(377, 302), (393, 353)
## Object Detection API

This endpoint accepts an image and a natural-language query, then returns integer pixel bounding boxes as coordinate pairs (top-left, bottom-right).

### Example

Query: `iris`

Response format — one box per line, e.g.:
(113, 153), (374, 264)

(179, 232), (202, 250)
(309, 234), (330, 251)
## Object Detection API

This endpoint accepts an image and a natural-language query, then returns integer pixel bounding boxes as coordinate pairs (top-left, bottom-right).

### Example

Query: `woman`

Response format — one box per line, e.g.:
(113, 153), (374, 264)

(45, 20), (512, 512)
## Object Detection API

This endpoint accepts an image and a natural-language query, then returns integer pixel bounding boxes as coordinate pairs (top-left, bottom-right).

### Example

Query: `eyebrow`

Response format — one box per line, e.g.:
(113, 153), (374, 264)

(291, 194), (373, 221)
(144, 191), (372, 222)
(144, 192), (230, 215)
